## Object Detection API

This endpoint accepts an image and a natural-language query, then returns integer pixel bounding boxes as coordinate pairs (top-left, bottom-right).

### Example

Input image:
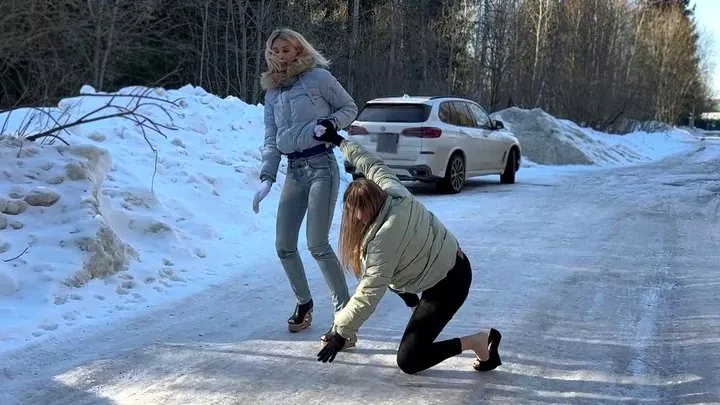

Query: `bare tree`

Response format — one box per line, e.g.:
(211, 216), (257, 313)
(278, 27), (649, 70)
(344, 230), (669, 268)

(0, 0), (710, 129)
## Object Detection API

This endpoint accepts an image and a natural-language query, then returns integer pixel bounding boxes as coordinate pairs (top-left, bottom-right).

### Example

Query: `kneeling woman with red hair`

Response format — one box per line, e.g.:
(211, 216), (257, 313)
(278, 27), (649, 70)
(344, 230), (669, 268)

(312, 121), (502, 374)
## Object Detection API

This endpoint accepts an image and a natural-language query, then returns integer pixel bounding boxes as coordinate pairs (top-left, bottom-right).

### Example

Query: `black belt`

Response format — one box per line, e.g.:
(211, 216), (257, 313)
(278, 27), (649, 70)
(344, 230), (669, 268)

(286, 144), (333, 160)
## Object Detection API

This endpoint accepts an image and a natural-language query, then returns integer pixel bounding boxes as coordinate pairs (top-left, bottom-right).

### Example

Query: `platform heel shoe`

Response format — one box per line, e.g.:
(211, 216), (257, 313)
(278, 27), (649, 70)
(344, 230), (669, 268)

(473, 328), (502, 372)
(288, 299), (313, 333)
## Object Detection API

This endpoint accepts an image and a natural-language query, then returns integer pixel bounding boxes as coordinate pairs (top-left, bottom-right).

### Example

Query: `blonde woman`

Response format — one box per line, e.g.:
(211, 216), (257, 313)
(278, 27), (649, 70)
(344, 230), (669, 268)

(312, 126), (503, 374)
(253, 28), (358, 337)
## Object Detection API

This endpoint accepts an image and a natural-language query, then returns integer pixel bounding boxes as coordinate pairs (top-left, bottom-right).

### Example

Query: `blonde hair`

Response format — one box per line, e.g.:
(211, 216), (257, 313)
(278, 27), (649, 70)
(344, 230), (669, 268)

(264, 28), (330, 74)
(338, 179), (388, 278)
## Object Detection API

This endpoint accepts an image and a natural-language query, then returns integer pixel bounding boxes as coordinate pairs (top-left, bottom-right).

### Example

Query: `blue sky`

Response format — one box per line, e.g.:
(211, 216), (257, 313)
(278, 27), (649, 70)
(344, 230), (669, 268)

(692, 0), (720, 98)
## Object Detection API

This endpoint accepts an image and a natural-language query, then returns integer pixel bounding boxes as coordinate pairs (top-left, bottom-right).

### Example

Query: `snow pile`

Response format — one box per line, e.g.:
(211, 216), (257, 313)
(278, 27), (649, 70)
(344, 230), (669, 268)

(491, 107), (693, 166)
(0, 137), (134, 292)
(606, 119), (673, 135)
(0, 84), (353, 352)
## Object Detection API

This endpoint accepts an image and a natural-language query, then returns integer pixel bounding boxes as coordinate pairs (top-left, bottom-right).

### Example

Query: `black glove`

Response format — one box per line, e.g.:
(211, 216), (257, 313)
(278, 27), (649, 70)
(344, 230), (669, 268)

(317, 330), (347, 363)
(314, 119), (345, 146)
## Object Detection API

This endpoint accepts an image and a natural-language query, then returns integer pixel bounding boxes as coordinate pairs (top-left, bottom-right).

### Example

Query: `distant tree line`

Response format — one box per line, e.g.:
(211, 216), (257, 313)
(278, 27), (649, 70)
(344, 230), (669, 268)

(0, 0), (712, 130)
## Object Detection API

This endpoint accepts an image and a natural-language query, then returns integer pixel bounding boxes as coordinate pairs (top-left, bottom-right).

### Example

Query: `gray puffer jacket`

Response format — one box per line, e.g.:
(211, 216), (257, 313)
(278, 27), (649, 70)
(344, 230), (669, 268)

(260, 67), (358, 183)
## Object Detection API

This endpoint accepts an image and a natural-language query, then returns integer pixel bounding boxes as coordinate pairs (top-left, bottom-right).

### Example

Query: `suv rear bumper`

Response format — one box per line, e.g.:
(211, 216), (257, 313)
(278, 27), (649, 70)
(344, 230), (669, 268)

(344, 161), (438, 182)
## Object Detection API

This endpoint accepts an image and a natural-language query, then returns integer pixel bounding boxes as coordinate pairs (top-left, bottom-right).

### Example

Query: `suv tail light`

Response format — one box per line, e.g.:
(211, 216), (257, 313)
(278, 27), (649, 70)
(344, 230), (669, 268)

(401, 127), (442, 138)
(347, 125), (368, 135)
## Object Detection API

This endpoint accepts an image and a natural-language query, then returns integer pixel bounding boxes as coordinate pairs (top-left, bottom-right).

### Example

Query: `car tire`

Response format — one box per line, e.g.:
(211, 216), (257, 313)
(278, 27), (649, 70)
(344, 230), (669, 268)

(500, 148), (517, 184)
(438, 152), (465, 194)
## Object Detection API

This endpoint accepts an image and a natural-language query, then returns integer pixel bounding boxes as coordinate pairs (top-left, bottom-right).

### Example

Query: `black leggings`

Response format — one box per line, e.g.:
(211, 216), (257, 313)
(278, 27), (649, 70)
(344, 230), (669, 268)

(395, 252), (472, 374)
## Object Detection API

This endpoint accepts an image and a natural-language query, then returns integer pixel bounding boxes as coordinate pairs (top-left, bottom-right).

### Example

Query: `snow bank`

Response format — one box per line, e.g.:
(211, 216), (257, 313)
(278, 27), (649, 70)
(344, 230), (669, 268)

(0, 136), (134, 290)
(491, 107), (693, 166)
(0, 85), (355, 352)
(606, 119), (673, 135)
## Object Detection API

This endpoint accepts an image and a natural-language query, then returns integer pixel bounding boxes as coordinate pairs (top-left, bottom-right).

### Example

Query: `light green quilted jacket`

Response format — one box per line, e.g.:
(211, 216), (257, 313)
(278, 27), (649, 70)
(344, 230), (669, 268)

(334, 140), (460, 340)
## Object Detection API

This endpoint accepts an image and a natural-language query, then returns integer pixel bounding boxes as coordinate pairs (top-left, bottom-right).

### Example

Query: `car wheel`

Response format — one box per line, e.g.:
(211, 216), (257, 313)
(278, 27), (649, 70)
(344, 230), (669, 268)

(438, 152), (465, 194)
(500, 148), (517, 184)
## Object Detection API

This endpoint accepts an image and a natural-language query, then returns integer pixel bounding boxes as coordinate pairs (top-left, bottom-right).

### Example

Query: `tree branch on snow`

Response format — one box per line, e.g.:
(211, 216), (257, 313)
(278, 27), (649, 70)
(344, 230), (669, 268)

(25, 92), (180, 142)
(3, 246), (29, 263)
(1, 88), (183, 192)
(1, 105), (75, 147)
(116, 110), (162, 193)
(66, 92), (185, 107)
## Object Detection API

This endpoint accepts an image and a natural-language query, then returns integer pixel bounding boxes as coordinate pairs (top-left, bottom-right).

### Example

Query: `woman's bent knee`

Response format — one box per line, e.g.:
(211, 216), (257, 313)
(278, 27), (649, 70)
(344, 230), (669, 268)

(396, 341), (423, 375)
(396, 352), (421, 375)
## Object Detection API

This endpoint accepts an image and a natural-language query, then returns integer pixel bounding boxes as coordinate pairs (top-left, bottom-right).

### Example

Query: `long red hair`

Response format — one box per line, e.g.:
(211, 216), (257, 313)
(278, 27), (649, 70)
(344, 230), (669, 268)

(338, 178), (388, 278)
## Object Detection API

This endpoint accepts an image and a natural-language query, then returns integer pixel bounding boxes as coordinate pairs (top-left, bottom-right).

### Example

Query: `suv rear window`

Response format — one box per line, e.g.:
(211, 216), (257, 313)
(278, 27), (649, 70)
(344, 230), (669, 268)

(356, 103), (431, 123)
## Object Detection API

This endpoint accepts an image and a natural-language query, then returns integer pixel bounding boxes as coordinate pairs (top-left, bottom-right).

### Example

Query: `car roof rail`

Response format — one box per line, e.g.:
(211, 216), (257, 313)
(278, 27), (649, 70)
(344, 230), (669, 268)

(429, 95), (465, 100)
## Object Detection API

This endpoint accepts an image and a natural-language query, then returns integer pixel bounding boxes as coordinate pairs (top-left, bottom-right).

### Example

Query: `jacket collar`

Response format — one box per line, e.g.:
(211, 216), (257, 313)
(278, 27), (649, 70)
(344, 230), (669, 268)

(261, 55), (316, 90)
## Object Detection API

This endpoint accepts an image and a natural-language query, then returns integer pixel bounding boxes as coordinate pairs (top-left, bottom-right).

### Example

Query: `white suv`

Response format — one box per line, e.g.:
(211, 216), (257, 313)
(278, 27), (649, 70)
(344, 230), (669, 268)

(343, 95), (521, 193)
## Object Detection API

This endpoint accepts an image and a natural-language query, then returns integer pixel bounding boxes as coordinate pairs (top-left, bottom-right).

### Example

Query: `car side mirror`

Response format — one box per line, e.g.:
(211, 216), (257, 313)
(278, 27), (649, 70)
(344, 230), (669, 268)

(493, 120), (505, 130)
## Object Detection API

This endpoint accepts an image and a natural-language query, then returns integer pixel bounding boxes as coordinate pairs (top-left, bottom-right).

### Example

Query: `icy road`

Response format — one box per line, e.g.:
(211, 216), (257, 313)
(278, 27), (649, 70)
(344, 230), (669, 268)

(2, 141), (719, 405)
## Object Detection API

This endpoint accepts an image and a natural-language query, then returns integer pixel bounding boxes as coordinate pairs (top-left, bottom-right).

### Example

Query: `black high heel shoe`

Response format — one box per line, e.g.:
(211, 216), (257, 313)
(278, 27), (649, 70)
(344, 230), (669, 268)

(288, 299), (313, 333)
(473, 328), (502, 372)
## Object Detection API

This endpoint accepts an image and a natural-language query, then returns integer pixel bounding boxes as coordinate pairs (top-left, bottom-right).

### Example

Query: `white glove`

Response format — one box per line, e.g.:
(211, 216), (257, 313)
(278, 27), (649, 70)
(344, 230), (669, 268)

(252, 180), (272, 214)
(314, 125), (332, 148)
(314, 125), (327, 137)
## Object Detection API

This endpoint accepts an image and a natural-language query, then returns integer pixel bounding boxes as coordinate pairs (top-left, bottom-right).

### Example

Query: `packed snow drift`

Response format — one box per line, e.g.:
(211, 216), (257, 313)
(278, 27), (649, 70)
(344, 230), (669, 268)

(491, 107), (694, 166)
(0, 85), (695, 354)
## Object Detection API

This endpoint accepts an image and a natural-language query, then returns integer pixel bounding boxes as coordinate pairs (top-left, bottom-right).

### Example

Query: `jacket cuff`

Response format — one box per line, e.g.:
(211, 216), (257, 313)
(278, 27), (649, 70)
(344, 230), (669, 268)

(334, 325), (356, 342)
(325, 116), (340, 130)
(332, 134), (345, 147)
